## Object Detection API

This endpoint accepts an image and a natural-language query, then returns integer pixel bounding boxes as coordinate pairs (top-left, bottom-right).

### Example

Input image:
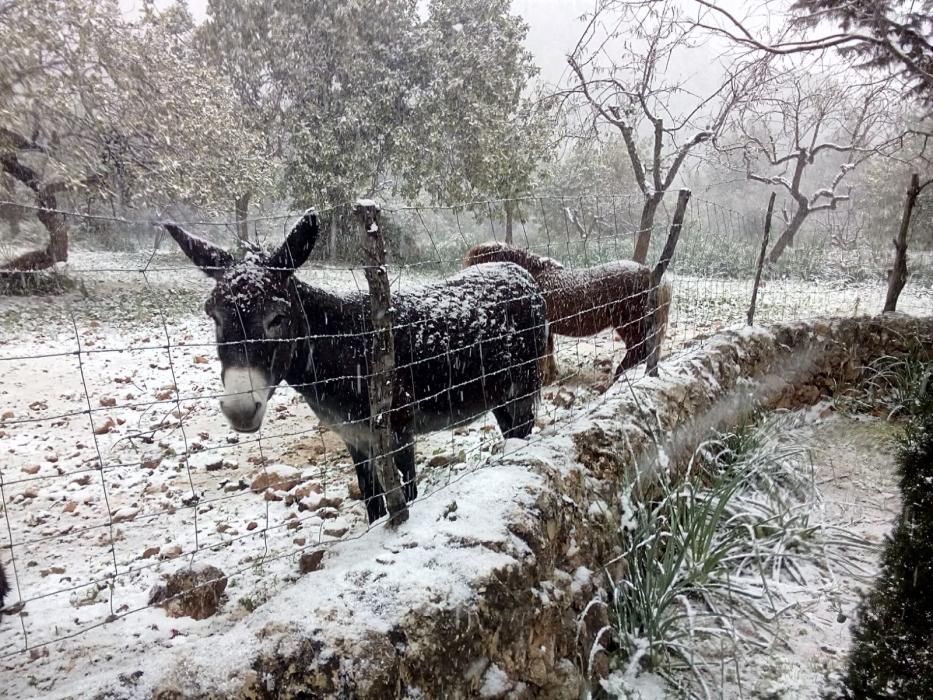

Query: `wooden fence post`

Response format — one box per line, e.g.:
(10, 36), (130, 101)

(646, 188), (691, 377)
(355, 199), (408, 526)
(747, 192), (776, 326)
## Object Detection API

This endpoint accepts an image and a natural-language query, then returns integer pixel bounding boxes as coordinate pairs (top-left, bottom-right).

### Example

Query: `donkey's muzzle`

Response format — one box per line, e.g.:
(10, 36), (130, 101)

(220, 400), (264, 433)
(220, 367), (270, 433)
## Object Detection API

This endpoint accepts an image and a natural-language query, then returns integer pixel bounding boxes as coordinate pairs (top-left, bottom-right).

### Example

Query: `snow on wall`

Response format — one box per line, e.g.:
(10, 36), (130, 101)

(5, 314), (933, 699)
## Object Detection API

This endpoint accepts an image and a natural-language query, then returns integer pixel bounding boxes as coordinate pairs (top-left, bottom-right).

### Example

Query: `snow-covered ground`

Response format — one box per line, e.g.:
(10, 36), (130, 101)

(713, 413), (899, 699)
(602, 411), (902, 700)
(0, 249), (928, 697)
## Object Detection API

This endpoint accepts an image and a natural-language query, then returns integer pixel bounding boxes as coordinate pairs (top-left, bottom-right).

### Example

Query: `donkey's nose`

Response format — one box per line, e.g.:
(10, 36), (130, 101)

(218, 399), (261, 416)
(219, 398), (265, 433)
(220, 367), (270, 433)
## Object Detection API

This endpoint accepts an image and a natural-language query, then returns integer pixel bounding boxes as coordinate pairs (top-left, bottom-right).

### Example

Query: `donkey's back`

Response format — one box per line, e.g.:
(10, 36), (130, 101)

(389, 262), (546, 436)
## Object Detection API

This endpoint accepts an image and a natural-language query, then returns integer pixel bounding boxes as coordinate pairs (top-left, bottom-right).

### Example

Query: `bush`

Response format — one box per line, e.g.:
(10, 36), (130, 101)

(831, 390), (933, 698)
(0, 267), (78, 296)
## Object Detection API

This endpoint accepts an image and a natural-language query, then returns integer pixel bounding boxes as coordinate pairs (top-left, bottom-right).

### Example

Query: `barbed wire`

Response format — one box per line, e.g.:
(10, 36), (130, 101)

(0, 191), (925, 667)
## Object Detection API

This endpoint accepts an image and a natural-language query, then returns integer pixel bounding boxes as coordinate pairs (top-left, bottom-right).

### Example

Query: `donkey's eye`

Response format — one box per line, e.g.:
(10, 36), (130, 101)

(266, 314), (286, 331)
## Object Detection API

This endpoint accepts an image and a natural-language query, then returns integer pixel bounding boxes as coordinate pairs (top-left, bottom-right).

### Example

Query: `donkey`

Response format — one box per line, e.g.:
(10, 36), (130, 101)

(464, 242), (671, 385)
(0, 561), (7, 619)
(164, 210), (547, 523)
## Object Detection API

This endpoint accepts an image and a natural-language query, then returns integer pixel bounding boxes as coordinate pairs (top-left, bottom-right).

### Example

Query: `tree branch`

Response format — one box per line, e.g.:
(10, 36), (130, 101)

(662, 129), (712, 191)
(566, 55), (651, 196)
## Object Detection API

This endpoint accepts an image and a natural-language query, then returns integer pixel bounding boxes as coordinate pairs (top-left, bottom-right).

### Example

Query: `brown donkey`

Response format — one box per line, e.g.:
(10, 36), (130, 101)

(464, 242), (671, 384)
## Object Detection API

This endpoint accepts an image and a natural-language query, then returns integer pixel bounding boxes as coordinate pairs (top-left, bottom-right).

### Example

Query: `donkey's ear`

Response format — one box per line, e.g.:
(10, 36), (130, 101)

(268, 209), (319, 273)
(163, 224), (234, 280)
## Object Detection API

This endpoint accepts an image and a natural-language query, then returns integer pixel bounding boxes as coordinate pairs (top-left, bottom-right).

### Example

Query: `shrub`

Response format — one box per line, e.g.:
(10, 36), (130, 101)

(831, 392), (933, 698)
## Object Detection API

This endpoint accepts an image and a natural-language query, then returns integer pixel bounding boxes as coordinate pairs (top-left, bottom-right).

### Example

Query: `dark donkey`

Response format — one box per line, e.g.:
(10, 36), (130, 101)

(164, 210), (547, 523)
(0, 560), (8, 620)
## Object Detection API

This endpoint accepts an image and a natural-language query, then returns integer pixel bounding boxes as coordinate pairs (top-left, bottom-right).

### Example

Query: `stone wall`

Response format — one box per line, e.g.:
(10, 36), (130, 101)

(100, 314), (932, 700)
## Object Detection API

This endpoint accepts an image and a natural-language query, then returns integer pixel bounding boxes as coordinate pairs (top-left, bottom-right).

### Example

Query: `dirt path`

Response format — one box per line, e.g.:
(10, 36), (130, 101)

(723, 413), (901, 699)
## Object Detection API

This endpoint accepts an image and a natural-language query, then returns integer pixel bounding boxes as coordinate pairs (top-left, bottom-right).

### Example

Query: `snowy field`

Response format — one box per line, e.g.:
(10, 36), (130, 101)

(0, 249), (930, 697)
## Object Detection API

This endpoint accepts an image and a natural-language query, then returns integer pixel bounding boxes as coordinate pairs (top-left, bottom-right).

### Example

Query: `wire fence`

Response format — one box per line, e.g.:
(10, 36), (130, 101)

(0, 192), (930, 664)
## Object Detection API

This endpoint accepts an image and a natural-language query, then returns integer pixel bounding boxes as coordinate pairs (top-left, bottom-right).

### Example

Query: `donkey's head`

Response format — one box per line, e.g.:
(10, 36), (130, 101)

(164, 210), (318, 433)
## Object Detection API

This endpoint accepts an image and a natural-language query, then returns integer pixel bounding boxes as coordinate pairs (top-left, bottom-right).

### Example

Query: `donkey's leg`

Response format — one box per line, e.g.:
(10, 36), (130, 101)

(615, 316), (652, 374)
(495, 396), (536, 440)
(493, 363), (537, 440)
(542, 329), (558, 384)
(346, 444), (387, 524)
(392, 429), (418, 503)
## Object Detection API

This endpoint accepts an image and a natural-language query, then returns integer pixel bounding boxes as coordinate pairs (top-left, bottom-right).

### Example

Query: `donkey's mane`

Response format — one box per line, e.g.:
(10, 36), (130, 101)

(463, 241), (564, 275)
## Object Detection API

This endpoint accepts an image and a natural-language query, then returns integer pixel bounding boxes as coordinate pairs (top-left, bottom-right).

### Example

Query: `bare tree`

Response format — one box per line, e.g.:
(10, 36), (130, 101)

(566, 0), (767, 262)
(692, 0), (933, 103)
(718, 64), (902, 263)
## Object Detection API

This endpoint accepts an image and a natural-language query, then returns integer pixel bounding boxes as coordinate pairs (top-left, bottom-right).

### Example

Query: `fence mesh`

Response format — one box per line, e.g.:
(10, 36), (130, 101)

(0, 192), (929, 663)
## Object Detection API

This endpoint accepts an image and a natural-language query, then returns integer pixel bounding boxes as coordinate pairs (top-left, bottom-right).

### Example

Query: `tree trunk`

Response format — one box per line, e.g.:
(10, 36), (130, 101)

(633, 194), (661, 264)
(355, 200), (408, 526)
(329, 214), (339, 262)
(766, 207), (807, 264)
(1, 151), (70, 272)
(504, 201), (514, 245)
(234, 192), (251, 244)
(884, 173), (921, 313)
(1, 187), (68, 272)
(0, 202), (21, 239)
(1, 175), (21, 239)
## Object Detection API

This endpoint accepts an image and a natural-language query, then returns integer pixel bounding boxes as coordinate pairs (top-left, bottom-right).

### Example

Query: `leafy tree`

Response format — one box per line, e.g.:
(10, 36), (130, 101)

(0, 0), (270, 273)
(201, 0), (413, 257)
(200, 0), (553, 255)
(791, 1), (933, 103)
(414, 0), (554, 243)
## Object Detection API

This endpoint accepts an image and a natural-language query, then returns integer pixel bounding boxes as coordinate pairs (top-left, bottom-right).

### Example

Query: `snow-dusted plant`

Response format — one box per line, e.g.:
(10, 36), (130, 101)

(834, 355), (933, 420)
(604, 412), (868, 696)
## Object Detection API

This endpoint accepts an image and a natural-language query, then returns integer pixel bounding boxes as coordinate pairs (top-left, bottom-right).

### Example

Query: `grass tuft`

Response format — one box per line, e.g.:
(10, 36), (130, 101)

(835, 355), (933, 420)
(602, 412), (871, 697)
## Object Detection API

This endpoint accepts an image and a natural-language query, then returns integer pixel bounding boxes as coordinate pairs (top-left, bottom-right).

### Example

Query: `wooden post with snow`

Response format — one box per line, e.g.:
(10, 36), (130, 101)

(748, 192), (776, 326)
(646, 188), (691, 377)
(355, 199), (408, 526)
